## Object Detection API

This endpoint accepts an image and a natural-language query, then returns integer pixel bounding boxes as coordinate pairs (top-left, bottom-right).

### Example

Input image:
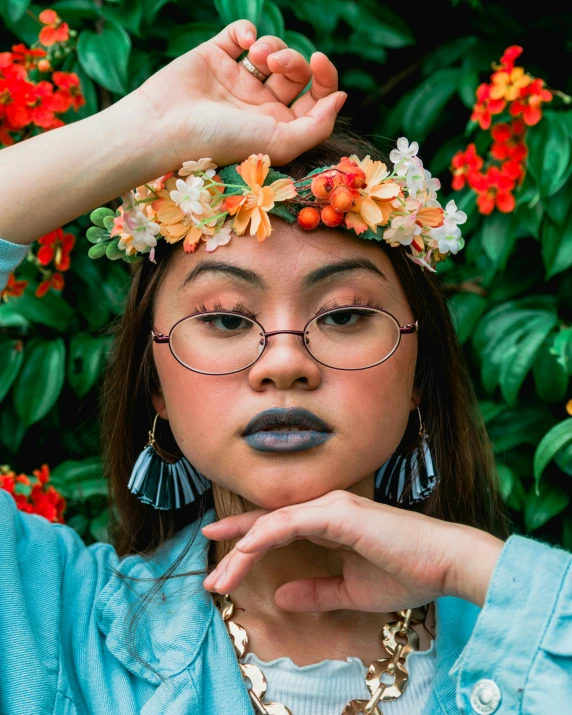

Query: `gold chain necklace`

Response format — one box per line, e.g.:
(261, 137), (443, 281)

(213, 592), (429, 715)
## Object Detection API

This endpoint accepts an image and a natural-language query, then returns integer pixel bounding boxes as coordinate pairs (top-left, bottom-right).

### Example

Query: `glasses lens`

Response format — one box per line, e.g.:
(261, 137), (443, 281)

(170, 313), (263, 374)
(305, 308), (400, 369)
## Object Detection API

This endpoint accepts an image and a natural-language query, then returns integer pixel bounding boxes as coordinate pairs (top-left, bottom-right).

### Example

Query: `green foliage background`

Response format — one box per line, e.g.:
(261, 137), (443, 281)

(1, 0), (572, 547)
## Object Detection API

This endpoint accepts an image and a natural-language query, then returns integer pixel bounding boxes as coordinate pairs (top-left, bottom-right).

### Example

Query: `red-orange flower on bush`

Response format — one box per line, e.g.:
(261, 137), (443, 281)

(471, 166), (516, 215)
(37, 227), (75, 270)
(36, 271), (65, 297)
(0, 463), (66, 523)
(451, 46), (555, 216)
(38, 9), (70, 47)
(450, 143), (484, 191)
(0, 272), (28, 300)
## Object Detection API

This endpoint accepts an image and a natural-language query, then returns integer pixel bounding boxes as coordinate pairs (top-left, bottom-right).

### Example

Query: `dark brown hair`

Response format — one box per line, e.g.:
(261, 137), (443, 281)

(98, 123), (510, 680)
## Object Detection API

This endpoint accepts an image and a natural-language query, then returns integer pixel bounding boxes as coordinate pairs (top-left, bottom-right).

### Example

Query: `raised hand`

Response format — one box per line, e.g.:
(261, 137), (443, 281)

(133, 19), (346, 167)
(201, 490), (505, 612)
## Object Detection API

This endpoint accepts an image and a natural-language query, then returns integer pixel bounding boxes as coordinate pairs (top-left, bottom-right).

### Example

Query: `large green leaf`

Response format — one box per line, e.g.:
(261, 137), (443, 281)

(448, 292), (488, 345)
(0, 338), (24, 403)
(533, 419), (572, 494)
(481, 212), (518, 273)
(0, 0), (30, 24)
(533, 338), (569, 403)
(486, 405), (557, 454)
(549, 327), (572, 374)
(214, 0), (263, 24)
(541, 211), (572, 279)
(166, 22), (220, 57)
(67, 334), (105, 398)
(527, 112), (572, 198)
(50, 456), (106, 498)
(524, 481), (570, 532)
(402, 69), (461, 141)
(77, 20), (131, 94)
(12, 338), (66, 427)
(498, 315), (559, 405)
(8, 289), (74, 331)
(258, 0), (284, 37)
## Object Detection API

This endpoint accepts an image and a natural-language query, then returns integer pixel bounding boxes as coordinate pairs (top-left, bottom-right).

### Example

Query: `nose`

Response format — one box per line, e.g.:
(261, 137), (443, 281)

(247, 330), (322, 391)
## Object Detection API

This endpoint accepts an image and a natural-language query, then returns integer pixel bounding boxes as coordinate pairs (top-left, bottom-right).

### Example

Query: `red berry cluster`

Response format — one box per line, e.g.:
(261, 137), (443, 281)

(451, 46), (553, 215)
(296, 158), (366, 231)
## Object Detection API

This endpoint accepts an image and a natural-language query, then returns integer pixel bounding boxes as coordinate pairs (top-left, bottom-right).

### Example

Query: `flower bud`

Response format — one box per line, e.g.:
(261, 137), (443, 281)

(330, 185), (354, 213)
(320, 204), (345, 227)
(297, 207), (321, 230)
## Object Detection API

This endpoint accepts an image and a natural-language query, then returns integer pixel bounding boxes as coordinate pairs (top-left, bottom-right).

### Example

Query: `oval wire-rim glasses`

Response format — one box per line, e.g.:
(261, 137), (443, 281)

(151, 306), (419, 376)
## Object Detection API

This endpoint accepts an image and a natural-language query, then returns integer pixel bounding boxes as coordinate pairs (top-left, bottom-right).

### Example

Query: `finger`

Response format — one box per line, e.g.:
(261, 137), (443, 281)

(290, 52), (339, 119)
(263, 49), (313, 105)
(203, 543), (266, 592)
(201, 508), (268, 540)
(234, 494), (359, 555)
(208, 20), (258, 59)
(275, 576), (356, 612)
(243, 35), (288, 79)
(264, 91), (347, 166)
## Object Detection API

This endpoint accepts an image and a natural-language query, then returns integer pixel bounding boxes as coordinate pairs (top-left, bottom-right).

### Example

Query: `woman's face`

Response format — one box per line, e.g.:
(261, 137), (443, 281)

(151, 220), (419, 509)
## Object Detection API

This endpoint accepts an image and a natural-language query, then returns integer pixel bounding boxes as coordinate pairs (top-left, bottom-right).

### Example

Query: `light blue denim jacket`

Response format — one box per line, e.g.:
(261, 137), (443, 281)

(1, 238), (572, 714)
(1, 487), (572, 715)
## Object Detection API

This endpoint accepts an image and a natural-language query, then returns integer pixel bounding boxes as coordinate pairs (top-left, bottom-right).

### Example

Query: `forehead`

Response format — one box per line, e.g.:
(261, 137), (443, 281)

(156, 219), (406, 303)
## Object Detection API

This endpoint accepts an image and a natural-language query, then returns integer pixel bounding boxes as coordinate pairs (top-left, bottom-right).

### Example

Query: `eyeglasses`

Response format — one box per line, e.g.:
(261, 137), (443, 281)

(151, 306), (418, 375)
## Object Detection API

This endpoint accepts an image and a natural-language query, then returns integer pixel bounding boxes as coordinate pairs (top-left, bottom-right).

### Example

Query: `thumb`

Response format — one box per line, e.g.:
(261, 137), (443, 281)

(274, 575), (354, 612)
(267, 91), (347, 165)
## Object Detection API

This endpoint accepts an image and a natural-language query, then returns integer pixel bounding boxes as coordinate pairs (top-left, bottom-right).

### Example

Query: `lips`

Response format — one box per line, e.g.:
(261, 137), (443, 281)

(241, 407), (333, 436)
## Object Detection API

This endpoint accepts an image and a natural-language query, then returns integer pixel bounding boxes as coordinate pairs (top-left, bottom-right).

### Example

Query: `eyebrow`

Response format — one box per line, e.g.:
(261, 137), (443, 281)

(179, 258), (387, 292)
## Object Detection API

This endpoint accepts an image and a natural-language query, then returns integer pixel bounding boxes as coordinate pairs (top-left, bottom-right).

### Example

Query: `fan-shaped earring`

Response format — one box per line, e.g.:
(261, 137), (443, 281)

(374, 405), (439, 507)
(128, 413), (212, 510)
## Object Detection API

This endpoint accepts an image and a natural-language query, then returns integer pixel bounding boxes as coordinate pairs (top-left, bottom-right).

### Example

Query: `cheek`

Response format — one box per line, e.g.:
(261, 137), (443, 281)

(331, 347), (414, 460)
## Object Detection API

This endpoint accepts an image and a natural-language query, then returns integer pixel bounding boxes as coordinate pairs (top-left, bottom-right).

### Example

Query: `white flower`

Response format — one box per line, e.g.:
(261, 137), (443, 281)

(423, 170), (441, 203)
(405, 159), (425, 197)
(179, 158), (217, 177)
(170, 176), (207, 215)
(442, 199), (467, 226)
(384, 214), (422, 246)
(390, 137), (420, 176)
(204, 222), (233, 252)
(123, 209), (160, 248)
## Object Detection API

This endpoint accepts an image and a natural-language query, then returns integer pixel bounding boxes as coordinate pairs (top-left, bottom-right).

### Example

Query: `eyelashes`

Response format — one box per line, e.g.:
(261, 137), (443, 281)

(191, 293), (384, 321)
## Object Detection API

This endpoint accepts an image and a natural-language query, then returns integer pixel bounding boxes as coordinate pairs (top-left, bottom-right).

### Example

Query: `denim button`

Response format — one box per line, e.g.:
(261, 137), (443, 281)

(469, 679), (501, 714)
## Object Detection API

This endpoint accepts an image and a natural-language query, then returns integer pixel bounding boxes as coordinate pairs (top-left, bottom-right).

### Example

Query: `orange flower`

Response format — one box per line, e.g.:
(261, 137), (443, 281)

(223, 154), (297, 241)
(151, 176), (221, 253)
(0, 272), (28, 300)
(510, 78), (553, 126)
(51, 72), (85, 112)
(489, 67), (531, 102)
(341, 155), (401, 235)
(38, 9), (70, 47)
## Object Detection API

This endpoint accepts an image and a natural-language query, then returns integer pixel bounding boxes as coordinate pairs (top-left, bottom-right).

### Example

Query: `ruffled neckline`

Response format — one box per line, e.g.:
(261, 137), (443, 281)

(240, 638), (436, 674)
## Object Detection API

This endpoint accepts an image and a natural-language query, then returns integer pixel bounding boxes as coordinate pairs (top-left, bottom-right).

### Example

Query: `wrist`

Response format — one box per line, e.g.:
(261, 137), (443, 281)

(443, 525), (506, 607)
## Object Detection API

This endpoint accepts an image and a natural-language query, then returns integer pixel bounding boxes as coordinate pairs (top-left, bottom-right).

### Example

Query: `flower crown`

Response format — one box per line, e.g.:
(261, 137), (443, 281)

(86, 137), (466, 272)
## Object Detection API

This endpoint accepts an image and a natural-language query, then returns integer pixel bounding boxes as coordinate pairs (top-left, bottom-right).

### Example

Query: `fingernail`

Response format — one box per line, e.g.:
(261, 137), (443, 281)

(214, 567), (227, 590)
(245, 30), (255, 41)
(336, 92), (347, 112)
(253, 42), (272, 54)
(271, 51), (290, 67)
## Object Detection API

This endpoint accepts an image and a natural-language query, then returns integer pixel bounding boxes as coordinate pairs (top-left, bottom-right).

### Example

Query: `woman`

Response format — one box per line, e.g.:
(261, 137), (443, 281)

(0, 19), (570, 715)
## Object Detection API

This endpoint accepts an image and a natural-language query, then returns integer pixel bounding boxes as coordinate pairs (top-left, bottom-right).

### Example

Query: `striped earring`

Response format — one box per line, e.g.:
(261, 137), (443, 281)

(128, 413), (212, 510)
(374, 405), (439, 507)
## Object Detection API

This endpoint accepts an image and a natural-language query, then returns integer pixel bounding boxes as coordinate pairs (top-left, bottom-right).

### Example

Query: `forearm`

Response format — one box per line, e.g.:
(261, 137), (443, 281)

(0, 92), (177, 245)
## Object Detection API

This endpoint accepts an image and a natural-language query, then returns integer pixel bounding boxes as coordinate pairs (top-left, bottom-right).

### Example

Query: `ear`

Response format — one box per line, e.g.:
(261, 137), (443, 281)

(151, 390), (169, 419)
